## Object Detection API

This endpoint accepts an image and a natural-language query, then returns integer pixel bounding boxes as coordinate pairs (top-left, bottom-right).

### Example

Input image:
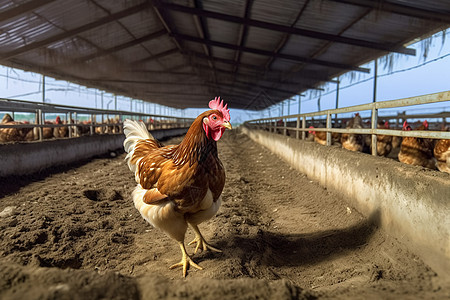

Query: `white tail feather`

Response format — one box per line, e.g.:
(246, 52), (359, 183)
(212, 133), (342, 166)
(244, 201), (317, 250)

(123, 119), (154, 175)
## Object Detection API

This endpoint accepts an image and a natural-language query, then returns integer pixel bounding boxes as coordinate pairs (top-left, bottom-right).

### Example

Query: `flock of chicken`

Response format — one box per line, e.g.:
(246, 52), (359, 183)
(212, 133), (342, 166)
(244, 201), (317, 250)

(308, 113), (450, 173)
(0, 114), (122, 143)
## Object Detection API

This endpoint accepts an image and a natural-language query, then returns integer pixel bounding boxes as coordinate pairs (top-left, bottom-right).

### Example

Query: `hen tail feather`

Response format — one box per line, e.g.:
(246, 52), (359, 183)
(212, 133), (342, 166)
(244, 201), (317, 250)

(123, 119), (156, 175)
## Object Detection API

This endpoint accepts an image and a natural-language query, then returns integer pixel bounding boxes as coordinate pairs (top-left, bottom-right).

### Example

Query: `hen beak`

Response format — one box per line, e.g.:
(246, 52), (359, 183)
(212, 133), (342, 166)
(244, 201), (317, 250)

(221, 121), (232, 130)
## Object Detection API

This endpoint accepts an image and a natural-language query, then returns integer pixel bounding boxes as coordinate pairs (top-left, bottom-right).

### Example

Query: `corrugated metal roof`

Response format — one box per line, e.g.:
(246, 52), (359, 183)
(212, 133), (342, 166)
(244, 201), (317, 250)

(0, 0), (448, 110)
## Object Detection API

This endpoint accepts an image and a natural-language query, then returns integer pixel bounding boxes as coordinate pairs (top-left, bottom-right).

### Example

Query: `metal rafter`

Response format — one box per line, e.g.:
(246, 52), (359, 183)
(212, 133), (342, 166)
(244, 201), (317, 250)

(265, 0), (310, 70)
(88, 0), (163, 66)
(328, 0), (450, 23)
(153, 1), (416, 55)
(191, 0), (218, 87)
(0, 0), (56, 23)
(0, 2), (151, 61)
(171, 33), (370, 73)
(152, 2), (219, 95)
(76, 30), (166, 63)
(131, 48), (179, 65)
(285, 8), (372, 80)
(192, 64), (323, 91)
(185, 50), (335, 82)
(232, 0), (254, 74)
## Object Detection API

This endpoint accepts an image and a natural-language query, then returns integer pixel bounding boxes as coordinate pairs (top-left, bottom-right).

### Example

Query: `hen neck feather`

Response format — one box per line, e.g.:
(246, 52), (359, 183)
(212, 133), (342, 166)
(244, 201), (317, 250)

(172, 113), (217, 167)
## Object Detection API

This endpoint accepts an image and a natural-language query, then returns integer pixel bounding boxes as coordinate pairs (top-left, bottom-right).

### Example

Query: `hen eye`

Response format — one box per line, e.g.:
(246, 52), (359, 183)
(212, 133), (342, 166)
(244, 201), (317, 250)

(212, 116), (217, 120)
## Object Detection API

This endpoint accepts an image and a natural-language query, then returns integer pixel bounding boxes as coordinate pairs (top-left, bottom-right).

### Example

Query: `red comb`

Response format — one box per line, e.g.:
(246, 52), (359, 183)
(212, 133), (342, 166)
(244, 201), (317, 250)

(209, 96), (230, 121)
(423, 120), (428, 129)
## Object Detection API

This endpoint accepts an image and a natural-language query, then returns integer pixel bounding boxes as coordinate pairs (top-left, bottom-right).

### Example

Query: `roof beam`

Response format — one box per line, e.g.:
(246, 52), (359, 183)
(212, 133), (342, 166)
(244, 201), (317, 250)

(155, 1), (415, 56)
(0, 2), (151, 61)
(192, 64), (323, 90)
(171, 33), (370, 73)
(186, 50), (335, 82)
(77, 30), (166, 62)
(131, 48), (179, 65)
(266, 0), (310, 70)
(233, 0), (254, 74)
(206, 79), (299, 96)
(329, 0), (450, 24)
(0, 0), (56, 23)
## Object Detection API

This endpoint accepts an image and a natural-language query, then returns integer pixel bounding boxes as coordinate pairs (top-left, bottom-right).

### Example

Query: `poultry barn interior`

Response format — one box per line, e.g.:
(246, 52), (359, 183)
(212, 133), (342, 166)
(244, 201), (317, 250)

(0, 1), (449, 299)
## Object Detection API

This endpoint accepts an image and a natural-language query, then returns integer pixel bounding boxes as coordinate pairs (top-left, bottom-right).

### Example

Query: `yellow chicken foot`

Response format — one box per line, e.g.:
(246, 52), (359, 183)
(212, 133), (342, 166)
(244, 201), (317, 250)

(188, 224), (222, 254)
(169, 242), (203, 277)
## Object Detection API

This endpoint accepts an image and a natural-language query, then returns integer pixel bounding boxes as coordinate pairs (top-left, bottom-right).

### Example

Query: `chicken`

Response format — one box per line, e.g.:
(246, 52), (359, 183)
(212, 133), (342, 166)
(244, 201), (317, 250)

(123, 97), (232, 277)
(373, 121), (393, 156)
(309, 126), (326, 145)
(434, 139), (450, 173)
(398, 121), (436, 169)
(0, 113), (32, 142)
(308, 125), (341, 145)
(341, 113), (366, 152)
(53, 116), (68, 138)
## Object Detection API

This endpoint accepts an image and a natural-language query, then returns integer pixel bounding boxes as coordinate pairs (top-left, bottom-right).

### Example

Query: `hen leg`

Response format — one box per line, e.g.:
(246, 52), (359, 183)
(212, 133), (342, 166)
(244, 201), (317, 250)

(169, 241), (203, 277)
(188, 224), (222, 254)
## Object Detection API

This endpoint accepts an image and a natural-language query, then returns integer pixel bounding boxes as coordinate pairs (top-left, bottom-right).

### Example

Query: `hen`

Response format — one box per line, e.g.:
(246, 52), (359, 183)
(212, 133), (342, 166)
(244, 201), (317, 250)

(0, 113), (32, 142)
(398, 121), (436, 169)
(341, 113), (366, 152)
(372, 121), (393, 157)
(53, 116), (68, 138)
(123, 97), (232, 277)
(308, 125), (340, 145)
(434, 138), (450, 173)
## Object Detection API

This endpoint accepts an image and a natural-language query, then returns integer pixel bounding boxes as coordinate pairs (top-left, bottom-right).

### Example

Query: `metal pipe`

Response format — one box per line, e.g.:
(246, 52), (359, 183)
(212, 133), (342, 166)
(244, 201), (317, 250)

(302, 116), (306, 140)
(335, 77), (340, 123)
(373, 59), (378, 103)
(68, 112), (73, 138)
(326, 112), (332, 146)
(371, 107), (378, 156)
(42, 75), (45, 104)
(37, 109), (43, 141)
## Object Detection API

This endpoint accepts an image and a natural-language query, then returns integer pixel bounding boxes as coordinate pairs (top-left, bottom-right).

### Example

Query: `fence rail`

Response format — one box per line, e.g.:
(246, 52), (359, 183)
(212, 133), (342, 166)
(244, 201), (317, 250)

(0, 98), (194, 142)
(244, 91), (450, 156)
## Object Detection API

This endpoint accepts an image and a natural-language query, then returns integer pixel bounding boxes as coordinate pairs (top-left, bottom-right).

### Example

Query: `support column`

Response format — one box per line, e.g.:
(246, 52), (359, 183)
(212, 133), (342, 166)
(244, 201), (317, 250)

(371, 59), (378, 156)
(335, 77), (340, 124)
(42, 75), (45, 103)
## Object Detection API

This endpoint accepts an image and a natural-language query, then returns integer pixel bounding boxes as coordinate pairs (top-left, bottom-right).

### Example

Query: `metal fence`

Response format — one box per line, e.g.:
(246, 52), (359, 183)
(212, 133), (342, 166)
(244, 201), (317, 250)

(244, 91), (450, 156)
(0, 98), (194, 142)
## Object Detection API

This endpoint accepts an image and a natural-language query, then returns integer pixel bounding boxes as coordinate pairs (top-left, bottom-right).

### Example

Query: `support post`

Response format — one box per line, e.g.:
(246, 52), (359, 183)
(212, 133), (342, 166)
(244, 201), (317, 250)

(90, 114), (94, 136)
(371, 59), (378, 155)
(298, 95), (301, 115)
(68, 112), (73, 138)
(326, 112), (332, 146)
(371, 107), (378, 156)
(335, 77), (340, 124)
(42, 75), (45, 103)
(302, 116), (306, 140)
(37, 109), (43, 141)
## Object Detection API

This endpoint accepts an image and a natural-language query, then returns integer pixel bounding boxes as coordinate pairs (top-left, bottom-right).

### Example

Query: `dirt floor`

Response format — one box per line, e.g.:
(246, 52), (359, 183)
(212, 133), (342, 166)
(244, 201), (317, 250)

(0, 129), (448, 299)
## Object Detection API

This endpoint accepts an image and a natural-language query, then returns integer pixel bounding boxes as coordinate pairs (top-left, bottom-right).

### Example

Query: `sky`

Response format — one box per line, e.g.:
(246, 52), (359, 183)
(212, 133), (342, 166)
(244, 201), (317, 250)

(1, 29), (449, 125)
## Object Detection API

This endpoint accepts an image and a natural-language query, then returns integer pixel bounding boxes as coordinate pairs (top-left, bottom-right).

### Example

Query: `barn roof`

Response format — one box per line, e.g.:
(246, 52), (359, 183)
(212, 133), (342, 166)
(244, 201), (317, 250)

(0, 0), (449, 110)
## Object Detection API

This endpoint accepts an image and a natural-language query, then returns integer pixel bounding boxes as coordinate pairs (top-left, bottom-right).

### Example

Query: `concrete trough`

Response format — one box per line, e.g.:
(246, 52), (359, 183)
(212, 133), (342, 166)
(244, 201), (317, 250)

(0, 127), (188, 178)
(243, 127), (450, 279)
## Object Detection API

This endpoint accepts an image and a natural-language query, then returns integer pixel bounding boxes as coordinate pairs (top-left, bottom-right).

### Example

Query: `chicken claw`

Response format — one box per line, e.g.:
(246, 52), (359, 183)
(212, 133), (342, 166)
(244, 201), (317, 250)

(188, 224), (222, 254)
(170, 242), (203, 277)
